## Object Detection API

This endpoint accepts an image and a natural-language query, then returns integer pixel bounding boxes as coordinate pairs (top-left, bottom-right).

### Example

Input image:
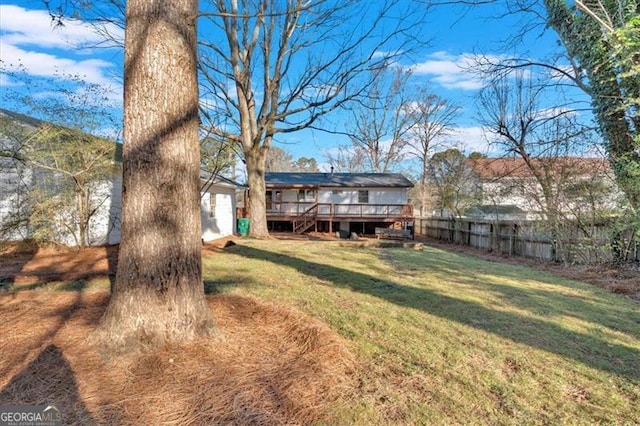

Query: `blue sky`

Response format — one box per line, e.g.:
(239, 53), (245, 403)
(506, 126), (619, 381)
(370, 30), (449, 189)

(0, 1), (593, 172)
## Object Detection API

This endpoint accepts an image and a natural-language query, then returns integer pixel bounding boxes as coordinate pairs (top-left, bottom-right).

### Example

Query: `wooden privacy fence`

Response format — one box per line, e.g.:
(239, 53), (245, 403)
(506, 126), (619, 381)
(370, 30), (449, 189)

(414, 217), (639, 264)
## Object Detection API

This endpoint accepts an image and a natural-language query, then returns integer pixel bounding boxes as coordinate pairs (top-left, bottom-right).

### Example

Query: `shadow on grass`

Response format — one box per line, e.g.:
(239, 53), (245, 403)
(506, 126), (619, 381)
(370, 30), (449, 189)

(204, 277), (251, 295)
(389, 249), (640, 340)
(224, 244), (640, 382)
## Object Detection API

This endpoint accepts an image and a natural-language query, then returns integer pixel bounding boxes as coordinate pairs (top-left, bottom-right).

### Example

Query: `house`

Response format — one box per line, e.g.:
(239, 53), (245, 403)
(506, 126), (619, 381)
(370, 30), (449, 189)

(465, 157), (620, 220)
(264, 172), (414, 235)
(0, 108), (244, 246)
(200, 173), (244, 241)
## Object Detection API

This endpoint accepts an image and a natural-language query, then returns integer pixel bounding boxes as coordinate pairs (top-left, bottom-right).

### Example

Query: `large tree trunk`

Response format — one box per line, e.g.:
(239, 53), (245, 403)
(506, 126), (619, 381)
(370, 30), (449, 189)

(245, 146), (270, 238)
(100, 0), (214, 348)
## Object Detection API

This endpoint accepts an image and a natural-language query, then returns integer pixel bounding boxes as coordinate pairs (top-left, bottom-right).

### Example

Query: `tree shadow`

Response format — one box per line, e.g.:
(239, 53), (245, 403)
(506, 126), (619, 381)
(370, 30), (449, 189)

(0, 291), (104, 384)
(203, 272), (257, 295)
(225, 244), (640, 382)
(106, 244), (119, 292)
(0, 243), (119, 292)
(0, 242), (39, 291)
(0, 344), (95, 424)
(12, 279), (91, 292)
(390, 248), (640, 340)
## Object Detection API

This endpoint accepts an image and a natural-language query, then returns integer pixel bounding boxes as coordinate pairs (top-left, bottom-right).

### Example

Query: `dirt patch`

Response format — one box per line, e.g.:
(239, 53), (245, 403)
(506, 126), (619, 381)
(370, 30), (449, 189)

(0, 291), (355, 425)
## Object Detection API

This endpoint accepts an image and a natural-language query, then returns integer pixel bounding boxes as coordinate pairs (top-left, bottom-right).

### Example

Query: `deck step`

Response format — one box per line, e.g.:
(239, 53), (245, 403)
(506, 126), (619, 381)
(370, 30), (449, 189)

(292, 203), (319, 234)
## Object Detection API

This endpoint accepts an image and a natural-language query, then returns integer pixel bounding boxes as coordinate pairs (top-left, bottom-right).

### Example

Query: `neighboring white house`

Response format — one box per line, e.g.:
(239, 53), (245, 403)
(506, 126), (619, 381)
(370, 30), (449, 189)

(0, 108), (244, 246)
(464, 157), (622, 221)
(264, 172), (414, 235)
(95, 171), (244, 245)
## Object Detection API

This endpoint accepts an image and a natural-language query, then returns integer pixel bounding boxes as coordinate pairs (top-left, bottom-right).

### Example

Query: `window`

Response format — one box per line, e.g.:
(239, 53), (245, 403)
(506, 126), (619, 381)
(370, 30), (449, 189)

(266, 190), (283, 211)
(358, 190), (369, 203)
(298, 189), (316, 202)
(332, 190), (343, 195)
(209, 193), (216, 217)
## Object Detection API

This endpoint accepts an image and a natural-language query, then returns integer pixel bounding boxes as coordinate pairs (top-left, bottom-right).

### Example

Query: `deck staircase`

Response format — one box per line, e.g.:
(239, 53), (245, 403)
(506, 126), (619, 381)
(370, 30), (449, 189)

(293, 203), (319, 234)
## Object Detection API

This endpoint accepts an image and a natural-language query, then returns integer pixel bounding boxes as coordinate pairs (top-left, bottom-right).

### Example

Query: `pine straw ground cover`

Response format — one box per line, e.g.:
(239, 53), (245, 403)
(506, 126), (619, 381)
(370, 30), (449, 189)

(1, 238), (639, 424)
(0, 292), (354, 424)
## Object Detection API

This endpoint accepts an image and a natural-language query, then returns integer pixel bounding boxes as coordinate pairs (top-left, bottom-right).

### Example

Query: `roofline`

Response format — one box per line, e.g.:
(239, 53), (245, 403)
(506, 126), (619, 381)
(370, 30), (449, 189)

(199, 170), (247, 188)
(264, 172), (414, 188)
(264, 183), (413, 189)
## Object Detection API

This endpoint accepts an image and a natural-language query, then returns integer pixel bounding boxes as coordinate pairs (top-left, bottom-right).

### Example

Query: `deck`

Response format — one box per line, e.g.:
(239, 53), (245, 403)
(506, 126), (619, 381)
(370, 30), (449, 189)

(266, 202), (413, 221)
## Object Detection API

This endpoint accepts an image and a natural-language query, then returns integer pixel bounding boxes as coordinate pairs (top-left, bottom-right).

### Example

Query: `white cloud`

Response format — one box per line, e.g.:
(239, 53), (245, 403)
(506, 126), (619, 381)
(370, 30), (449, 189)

(0, 72), (21, 87)
(545, 64), (578, 82)
(410, 52), (485, 90)
(0, 4), (121, 88)
(535, 107), (577, 120)
(409, 52), (537, 91)
(2, 43), (115, 86)
(441, 126), (499, 155)
(0, 5), (122, 49)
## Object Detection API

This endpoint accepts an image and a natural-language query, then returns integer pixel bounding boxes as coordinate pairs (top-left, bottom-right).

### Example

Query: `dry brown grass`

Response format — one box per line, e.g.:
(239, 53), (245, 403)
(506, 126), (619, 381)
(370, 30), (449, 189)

(0, 291), (355, 425)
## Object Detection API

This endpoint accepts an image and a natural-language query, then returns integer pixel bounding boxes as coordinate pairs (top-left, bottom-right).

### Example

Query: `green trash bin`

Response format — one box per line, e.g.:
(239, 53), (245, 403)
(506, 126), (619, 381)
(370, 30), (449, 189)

(237, 218), (250, 236)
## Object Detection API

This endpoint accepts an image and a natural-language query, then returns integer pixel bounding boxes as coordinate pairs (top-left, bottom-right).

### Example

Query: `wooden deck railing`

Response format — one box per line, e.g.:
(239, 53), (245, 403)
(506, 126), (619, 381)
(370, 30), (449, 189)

(293, 203), (319, 233)
(267, 202), (413, 218)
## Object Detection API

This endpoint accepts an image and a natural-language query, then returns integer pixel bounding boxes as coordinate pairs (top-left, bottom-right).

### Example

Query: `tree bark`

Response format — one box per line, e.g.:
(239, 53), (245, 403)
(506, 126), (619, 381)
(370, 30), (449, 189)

(245, 145), (270, 237)
(100, 0), (214, 348)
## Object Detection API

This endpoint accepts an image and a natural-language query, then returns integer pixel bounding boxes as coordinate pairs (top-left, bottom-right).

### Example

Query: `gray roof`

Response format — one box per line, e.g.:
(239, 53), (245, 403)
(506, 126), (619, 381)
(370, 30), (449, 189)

(0, 108), (44, 128)
(0, 108), (124, 161)
(265, 172), (414, 188)
(199, 170), (246, 188)
(468, 205), (525, 215)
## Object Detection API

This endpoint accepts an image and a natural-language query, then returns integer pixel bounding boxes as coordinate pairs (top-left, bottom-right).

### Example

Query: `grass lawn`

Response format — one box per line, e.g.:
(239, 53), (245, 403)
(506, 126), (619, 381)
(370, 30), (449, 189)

(203, 239), (640, 424)
(1, 238), (638, 423)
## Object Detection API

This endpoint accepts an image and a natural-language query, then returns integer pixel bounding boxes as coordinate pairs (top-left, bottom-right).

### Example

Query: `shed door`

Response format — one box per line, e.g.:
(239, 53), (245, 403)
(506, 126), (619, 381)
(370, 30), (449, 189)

(216, 193), (233, 236)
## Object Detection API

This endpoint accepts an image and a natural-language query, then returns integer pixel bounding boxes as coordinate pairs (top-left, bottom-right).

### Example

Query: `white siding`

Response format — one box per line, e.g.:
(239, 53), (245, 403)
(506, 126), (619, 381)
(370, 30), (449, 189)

(46, 172), (122, 246)
(201, 185), (237, 241)
(89, 174), (122, 246)
(0, 157), (30, 240)
(281, 190), (299, 203)
(317, 187), (408, 205)
(0, 163), (239, 245)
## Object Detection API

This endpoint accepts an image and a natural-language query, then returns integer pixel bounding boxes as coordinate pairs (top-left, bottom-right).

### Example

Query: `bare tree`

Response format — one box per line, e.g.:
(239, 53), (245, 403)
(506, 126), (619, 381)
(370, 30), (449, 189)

(25, 125), (118, 247)
(405, 90), (461, 216)
(477, 72), (602, 243)
(197, 0), (426, 237)
(0, 69), (121, 247)
(199, 132), (240, 196)
(265, 146), (297, 172)
(346, 66), (415, 173)
(100, 0), (214, 348)
(459, 0), (639, 221)
(429, 148), (481, 217)
(265, 146), (318, 172)
(325, 144), (368, 173)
